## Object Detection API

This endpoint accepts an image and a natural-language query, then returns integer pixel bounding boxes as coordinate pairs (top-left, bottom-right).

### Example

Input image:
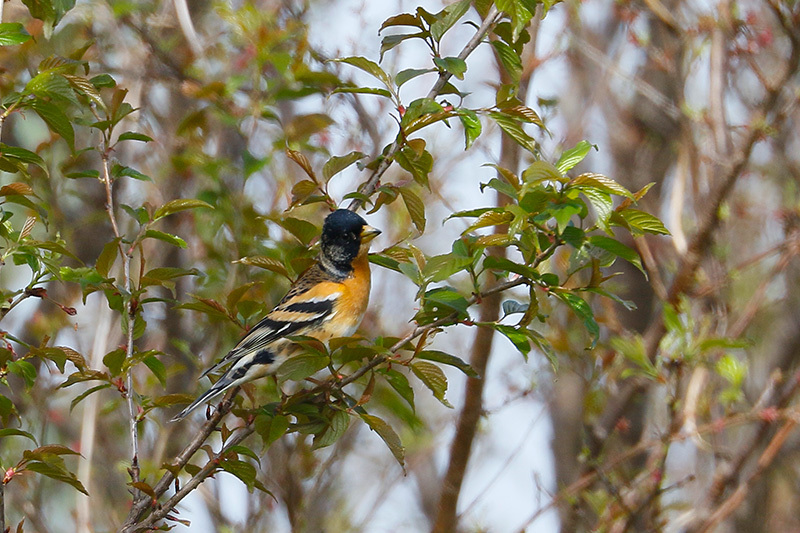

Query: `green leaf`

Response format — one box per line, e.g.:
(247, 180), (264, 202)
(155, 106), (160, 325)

(8, 360), (36, 388)
(716, 354), (747, 386)
(502, 299), (529, 316)
(255, 413), (290, 448)
(153, 198), (213, 220)
(89, 74), (116, 88)
(381, 369), (415, 411)
(495, 0), (535, 41)
(322, 151), (366, 181)
(613, 209), (671, 236)
(491, 324), (531, 359)
(332, 56), (392, 90)
(399, 188), (426, 233)
(490, 40), (522, 83)
(380, 13), (424, 31)
(143, 229), (187, 249)
(0, 143), (44, 168)
(482, 255), (538, 279)
(21, 0), (76, 30)
(141, 267), (200, 283)
(395, 143), (433, 187)
(332, 86), (392, 98)
(235, 256), (291, 279)
(556, 140), (594, 174)
(117, 131), (152, 143)
(219, 458), (259, 492)
(94, 239), (119, 279)
(551, 200), (583, 233)
(28, 99), (75, 150)
(489, 111), (536, 153)
(463, 210), (513, 234)
(430, 0), (471, 42)
(458, 109), (481, 150)
(411, 361), (452, 407)
(580, 188), (613, 233)
(314, 409), (350, 449)
(424, 287), (469, 315)
(359, 413), (405, 467)
(416, 350), (478, 377)
(588, 235), (644, 274)
(0, 23), (32, 46)
(69, 384), (112, 412)
(570, 173), (634, 199)
(111, 164), (150, 182)
(103, 348), (125, 376)
(277, 354), (328, 382)
(64, 169), (100, 179)
(395, 68), (435, 87)
(279, 217), (319, 245)
(522, 161), (563, 185)
(556, 291), (599, 348)
(421, 253), (474, 282)
(25, 459), (88, 495)
(611, 335), (656, 378)
(0, 428), (37, 444)
(433, 56), (467, 80)
(143, 355), (167, 387)
(380, 32), (427, 60)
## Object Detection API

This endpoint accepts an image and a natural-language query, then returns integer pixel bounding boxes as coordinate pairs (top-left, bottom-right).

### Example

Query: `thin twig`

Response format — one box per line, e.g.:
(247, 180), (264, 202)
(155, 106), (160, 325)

(101, 154), (141, 499)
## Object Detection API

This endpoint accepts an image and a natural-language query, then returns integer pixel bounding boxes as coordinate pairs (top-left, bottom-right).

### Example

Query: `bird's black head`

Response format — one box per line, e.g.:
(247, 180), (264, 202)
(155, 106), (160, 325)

(320, 209), (380, 276)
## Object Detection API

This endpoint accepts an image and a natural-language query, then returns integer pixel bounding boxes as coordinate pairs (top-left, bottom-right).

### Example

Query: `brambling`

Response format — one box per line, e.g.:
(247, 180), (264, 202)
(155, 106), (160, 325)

(171, 209), (381, 422)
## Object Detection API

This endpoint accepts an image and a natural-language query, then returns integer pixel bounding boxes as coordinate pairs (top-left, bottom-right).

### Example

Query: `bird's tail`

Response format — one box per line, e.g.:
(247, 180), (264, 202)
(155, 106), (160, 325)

(170, 376), (236, 422)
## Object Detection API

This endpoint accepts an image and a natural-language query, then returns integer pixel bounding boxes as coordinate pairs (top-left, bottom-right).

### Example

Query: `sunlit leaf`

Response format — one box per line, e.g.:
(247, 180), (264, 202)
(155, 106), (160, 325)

(153, 199), (213, 220)
(556, 140), (594, 174)
(0, 23), (32, 46)
(411, 361), (452, 407)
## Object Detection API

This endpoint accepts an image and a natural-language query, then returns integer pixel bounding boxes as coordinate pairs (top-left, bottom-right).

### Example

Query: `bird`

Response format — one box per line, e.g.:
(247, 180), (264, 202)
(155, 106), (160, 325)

(171, 209), (381, 422)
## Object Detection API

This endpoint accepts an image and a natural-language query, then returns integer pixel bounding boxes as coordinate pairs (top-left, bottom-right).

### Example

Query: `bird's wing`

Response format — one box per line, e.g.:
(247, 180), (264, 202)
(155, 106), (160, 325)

(199, 268), (343, 378)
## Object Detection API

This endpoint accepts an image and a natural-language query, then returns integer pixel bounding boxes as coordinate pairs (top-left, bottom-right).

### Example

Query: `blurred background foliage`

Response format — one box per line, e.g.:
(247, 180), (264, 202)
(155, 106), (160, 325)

(0, 0), (799, 532)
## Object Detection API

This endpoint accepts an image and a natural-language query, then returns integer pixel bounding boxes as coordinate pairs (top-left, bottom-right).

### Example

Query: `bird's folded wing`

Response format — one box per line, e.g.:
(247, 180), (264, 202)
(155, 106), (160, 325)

(199, 288), (339, 377)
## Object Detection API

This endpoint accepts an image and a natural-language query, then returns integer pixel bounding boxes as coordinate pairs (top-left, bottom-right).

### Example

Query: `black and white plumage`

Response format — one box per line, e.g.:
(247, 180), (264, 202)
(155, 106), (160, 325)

(171, 209), (380, 422)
